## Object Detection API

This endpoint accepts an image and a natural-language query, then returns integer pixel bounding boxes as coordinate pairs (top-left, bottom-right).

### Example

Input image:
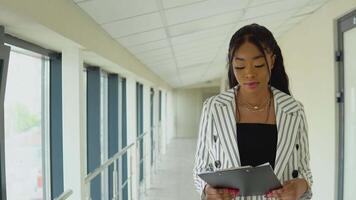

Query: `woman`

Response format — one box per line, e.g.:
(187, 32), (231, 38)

(193, 24), (313, 200)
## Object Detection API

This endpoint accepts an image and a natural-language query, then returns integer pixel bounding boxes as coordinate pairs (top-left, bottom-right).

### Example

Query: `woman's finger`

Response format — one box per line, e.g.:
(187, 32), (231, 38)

(221, 192), (235, 200)
(205, 185), (220, 195)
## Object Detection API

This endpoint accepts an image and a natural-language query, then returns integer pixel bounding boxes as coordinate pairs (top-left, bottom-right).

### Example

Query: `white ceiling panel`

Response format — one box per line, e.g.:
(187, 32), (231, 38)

(150, 64), (177, 75)
(237, 8), (300, 35)
(274, 23), (296, 37)
(308, 0), (331, 6)
(73, 0), (331, 88)
(177, 56), (213, 68)
(243, 0), (311, 20)
(173, 36), (225, 53)
(164, 0), (249, 25)
(180, 62), (210, 70)
(175, 49), (217, 62)
(168, 10), (244, 37)
(116, 28), (167, 47)
(76, 0), (158, 24)
(102, 12), (163, 38)
(128, 39), (170, 54)
(179, 64), (209, 77)
(136, 47), (172, 59)
(146, 57), (175, 65)
(149, 62), (176, 70)
(138, 53), (174, 65)
(173, 41), (222, 55)
(248, 0), (280, 7)
(139, 57), (175, 66)
(293, 2), (324, 16)
(171, 24), (234, 46)
(175, 53), (217, 65)
(138, 54), (174, 64)
(162, 0), (207, 9)
(165, 75), (182, 86)
(176, 55), (213, 65)
(283, 15), (309, 26)
(203, 62), (226, 79)
(140, 56), (175, 67)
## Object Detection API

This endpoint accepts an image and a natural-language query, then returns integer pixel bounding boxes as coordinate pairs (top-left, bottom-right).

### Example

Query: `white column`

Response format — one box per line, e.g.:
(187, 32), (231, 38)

(166, 91), (176, 142)
(61, 46), (86, 200)
(143, 85), (151, 191)
(160, 91), (167, 155)
(126, 77), (138, 200)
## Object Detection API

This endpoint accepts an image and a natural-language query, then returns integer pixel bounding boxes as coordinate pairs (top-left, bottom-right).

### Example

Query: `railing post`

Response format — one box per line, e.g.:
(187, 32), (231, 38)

(129, 148), (133, 200)
(113, 161), (118, 200)
(142, 134), (145, 197)
(85, 182), (91, 200)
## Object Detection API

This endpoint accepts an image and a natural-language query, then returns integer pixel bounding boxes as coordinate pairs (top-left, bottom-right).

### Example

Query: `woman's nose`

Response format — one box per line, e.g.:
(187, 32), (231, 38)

(244, 67), (256, 78)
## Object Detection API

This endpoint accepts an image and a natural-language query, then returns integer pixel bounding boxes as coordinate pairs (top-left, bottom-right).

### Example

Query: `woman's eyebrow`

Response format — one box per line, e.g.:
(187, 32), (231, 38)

(252, 55), (264, 60)
(235, 55), (264, 61)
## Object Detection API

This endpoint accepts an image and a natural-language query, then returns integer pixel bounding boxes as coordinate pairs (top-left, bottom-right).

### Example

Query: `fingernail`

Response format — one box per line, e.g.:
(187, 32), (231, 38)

(266, 191), (272, 197)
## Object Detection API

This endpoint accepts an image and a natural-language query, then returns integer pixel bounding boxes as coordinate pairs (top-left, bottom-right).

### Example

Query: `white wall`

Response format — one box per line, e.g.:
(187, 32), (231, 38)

(175, 87), (219, 138)
(62, 46), (86, 200)
(166, 91), (175, 143)
(278, 0), (356, 199)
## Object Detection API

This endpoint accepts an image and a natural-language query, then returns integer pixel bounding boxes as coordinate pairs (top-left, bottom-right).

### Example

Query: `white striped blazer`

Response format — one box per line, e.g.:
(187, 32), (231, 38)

(193, 86), (313, 200)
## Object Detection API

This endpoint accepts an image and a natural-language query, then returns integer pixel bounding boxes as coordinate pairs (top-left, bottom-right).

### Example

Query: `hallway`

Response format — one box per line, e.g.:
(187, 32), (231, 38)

(145, 138), (200, 200)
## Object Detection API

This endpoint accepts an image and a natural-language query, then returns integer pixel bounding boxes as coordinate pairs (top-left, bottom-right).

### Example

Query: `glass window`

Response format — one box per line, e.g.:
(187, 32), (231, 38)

(4, 45), (50, 200)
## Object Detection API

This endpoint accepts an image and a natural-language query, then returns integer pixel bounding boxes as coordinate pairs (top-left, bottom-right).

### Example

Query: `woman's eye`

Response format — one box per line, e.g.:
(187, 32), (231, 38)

(234, 66), (245, 70)
(255, 64), (265, 68)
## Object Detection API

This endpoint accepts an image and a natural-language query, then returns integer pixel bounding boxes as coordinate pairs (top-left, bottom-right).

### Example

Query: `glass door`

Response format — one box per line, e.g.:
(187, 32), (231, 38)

(337, 9), (356, 200)
(343, 20), (356, 200)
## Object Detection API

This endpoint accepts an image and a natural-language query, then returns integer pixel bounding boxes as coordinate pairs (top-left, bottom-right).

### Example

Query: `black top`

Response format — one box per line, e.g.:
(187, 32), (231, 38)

(236, 123), (277, 169)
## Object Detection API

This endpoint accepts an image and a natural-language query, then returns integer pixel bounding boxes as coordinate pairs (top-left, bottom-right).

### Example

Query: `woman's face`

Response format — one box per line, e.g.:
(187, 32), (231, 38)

(232, 41), (275, 94)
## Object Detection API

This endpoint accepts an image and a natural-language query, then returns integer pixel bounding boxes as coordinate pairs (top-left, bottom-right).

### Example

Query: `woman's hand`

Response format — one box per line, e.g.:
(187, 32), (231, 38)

(266, 178), (308, 200)
(204, 184), (239, 200)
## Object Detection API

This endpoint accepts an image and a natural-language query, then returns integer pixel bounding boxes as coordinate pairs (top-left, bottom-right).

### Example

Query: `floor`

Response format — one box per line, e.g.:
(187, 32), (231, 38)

(144, 138), (201, 200)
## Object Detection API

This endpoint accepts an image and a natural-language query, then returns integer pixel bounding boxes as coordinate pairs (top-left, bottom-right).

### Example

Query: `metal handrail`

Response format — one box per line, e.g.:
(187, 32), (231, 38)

(54, 189), (73, 200)
(85, 142), (134, 183)
(84, 125), (160, 200)
(136, 131), (148, 142)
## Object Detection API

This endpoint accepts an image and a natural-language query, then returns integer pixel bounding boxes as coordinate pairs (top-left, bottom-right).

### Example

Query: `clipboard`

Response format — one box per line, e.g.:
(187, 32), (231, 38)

(197, 163), (282, 196)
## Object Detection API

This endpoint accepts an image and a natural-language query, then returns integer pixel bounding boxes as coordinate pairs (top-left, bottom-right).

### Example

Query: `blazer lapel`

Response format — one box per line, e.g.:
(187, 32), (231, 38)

(211, 88), (241, 167)
(272, 87), (301, 179)
(210, 86), (301, 176)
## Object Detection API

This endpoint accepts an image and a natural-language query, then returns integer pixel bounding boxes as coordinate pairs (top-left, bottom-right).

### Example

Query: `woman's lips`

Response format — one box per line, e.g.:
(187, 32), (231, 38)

(244, 82), (259, 89)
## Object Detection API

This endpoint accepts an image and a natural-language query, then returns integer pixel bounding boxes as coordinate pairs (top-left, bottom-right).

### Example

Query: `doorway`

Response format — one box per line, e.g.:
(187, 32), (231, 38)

(336, 9), (356, 200)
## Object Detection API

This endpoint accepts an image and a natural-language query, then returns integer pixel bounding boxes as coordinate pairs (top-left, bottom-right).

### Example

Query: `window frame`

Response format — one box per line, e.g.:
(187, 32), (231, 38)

(0, 26), (10, 200)
(1, 27), (63, 199)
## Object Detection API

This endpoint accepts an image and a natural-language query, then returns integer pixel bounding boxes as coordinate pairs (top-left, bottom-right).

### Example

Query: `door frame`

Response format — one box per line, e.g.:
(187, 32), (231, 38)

(336, 9), (356, 200)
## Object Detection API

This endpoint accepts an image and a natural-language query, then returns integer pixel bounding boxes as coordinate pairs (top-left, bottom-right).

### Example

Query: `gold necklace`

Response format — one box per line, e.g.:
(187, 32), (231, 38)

(239, 95), (271, 112)
(235, 87), (273, 123)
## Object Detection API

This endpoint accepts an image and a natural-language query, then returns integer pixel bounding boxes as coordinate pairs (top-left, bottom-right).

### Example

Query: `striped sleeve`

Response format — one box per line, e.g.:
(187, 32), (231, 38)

(298, 103), (313, 199)
(193, 98), (212, 197)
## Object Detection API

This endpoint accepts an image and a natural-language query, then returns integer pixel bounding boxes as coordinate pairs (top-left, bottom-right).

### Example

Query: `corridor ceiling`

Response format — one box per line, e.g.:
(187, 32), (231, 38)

(73, 0), (330, 88)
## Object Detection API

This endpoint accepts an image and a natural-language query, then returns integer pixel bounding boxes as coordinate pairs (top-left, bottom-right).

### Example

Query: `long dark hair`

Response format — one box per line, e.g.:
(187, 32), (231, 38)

(227, 23), (290, 95)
